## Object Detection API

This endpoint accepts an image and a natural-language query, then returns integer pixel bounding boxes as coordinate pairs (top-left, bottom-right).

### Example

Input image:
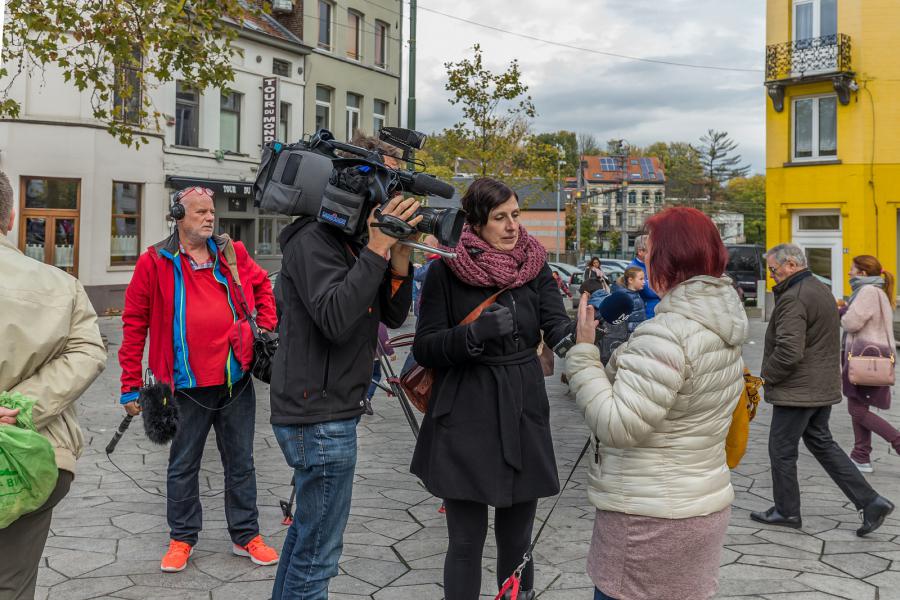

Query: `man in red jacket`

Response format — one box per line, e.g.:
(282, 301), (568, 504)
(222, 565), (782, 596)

(119, 187), (278, 573)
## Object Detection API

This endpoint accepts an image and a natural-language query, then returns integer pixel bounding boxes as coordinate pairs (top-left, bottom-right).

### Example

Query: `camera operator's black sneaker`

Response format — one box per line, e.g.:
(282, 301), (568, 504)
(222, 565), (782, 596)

(857, 496), (894, 537)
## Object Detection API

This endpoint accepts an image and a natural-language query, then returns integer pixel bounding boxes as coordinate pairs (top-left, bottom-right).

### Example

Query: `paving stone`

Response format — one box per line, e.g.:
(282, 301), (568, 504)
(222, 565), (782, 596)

(329, 574), (380, 595)
(737, 555), (847, 577)
(372, 583), (444, 599)
(112, 587), (213, 600)
(796, 573), (878, 600)
(820, 553), (891, 579)
(45, 576), (132, 600)
(340, 557), (409, 587)
(864, 571), (900, 599)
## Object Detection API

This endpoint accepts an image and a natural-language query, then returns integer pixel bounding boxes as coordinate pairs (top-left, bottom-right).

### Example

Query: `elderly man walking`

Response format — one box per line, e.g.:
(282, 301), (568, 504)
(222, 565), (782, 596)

(0, 171), (107, 599)
(119, 187), (278, 572)
(751, 243), (893, 536)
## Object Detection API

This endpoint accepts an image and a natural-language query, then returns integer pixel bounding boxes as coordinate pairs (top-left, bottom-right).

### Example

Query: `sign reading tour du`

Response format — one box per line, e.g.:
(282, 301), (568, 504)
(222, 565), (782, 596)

(262, 77), (279, 146)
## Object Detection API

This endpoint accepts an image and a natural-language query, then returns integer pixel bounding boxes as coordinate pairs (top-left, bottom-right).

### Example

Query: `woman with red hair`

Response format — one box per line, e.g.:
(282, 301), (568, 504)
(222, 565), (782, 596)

(566, 207), (749, 600)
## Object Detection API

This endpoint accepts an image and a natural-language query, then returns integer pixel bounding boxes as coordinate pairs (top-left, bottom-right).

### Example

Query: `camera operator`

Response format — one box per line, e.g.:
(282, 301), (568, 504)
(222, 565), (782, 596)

(270, 136), (420, 599)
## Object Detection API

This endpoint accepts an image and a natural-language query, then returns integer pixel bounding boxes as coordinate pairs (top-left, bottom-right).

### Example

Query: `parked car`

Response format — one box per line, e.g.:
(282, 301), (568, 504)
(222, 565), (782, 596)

(549, 262), (580, 280)
(725, 244), (765, 301)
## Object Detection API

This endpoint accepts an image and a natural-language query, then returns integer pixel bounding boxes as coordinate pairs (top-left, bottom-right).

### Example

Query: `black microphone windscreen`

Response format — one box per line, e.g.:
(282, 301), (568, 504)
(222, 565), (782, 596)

(413, 173), (455, 199)
(598, 291), (634, 325)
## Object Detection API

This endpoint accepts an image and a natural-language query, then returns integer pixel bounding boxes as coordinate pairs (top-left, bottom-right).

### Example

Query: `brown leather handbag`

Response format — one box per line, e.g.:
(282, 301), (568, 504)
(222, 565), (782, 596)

(401, 287), (510, 413)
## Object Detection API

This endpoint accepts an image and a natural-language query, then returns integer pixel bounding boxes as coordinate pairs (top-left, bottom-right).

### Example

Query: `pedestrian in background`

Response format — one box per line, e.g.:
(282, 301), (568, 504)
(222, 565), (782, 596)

(119, 187), (279, 572)
(0, 171), (107, 599)
(840, 255), (898, 473)
(751, 243), (893, 536)
(411, 177), (572, 600)
(583, 257), (607, 284)
(567, 207), (748, 600)
(631, 234), (661, 318)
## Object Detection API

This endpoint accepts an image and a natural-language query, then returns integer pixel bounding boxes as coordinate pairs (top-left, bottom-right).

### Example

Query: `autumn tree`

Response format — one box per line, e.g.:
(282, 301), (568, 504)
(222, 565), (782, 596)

(438, 44), (558, 189)
(644, 141), (704, 200)
(725, 175), (766, 244)
(2, 0), (252, 147)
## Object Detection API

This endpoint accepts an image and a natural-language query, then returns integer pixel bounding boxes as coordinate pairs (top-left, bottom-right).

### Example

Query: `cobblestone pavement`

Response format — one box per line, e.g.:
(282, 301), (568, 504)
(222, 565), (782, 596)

(35, 316), (900, 600)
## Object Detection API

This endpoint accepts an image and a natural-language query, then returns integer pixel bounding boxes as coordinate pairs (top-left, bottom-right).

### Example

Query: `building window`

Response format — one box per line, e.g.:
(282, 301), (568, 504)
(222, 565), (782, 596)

(375, 20), (389, 68)
(628, 190), (636, 204)
(628, 213), (636, 228)
(111, 182), (141, 266)
(175, 81), (199, 147)
(220, 91), (242, 153)
(347, 10), (363, 60)
(654, 190), (663, 204)
(318, 0), (333, 50)
(793, 94), (837, 160)
(793, 0), (837, 42)
(257, 216), (293, 256)
(641, 191), (650, 205)
(315, 86), (332, 131)
(798, 214), (840, 230)
(346, 93), (361, 140)
(114, 49), (142, 124)
(19, 177), (81, 277)
(373, 99), (387, 133)
(273, 58), (291, 77)
(279, 102), (291, 142)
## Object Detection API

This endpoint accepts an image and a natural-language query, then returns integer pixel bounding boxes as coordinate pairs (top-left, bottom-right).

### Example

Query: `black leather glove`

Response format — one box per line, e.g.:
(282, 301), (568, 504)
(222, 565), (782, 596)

(468, 304), (514, 345)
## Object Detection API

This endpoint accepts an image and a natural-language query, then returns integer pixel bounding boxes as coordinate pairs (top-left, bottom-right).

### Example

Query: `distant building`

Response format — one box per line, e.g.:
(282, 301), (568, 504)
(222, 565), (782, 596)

(564, 155), (666, 253)
(712, 211), (746, 244)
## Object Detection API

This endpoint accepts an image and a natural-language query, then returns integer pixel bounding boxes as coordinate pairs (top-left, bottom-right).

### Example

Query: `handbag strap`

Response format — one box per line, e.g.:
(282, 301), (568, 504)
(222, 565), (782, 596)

(219, 235), (257, 328)
(460, 286), (511, 326)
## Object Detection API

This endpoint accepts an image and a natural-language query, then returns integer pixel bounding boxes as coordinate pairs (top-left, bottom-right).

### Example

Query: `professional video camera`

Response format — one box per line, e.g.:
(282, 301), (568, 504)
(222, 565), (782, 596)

(253, 127), (465, 254)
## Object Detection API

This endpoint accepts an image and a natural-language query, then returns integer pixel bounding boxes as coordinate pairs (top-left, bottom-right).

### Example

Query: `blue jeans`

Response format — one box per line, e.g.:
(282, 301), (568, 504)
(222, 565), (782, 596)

(595, 589), (617, 600)
(272, 417), (359, 600)
(167, 381), (258, 546)
(367, 359), (382, 400)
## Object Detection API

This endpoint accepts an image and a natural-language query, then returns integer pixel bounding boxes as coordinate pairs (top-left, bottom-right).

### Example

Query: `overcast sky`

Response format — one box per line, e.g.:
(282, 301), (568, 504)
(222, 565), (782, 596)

(401, 0), (767, 174)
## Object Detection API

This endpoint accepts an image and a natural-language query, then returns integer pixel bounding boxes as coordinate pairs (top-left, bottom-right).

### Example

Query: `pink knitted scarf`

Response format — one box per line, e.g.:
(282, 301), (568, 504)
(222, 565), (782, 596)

(444, 224), (547, 289)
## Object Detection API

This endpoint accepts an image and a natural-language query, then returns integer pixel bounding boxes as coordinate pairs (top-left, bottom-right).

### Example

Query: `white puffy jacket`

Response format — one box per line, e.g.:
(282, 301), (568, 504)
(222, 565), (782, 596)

(566, 275), (749, 519)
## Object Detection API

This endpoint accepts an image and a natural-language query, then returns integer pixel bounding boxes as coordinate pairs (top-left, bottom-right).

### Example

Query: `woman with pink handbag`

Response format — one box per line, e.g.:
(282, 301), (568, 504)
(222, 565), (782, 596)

(841, 255), (898, 473)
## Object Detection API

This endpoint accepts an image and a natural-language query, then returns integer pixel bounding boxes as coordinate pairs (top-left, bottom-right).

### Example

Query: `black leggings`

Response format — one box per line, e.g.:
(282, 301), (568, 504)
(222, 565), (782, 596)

(443, 498), (538, 600)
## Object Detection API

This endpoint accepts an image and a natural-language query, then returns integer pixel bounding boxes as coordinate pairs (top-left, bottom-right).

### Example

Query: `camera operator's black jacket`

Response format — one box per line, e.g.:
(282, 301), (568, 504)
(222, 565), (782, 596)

(270, 218), (413, 424)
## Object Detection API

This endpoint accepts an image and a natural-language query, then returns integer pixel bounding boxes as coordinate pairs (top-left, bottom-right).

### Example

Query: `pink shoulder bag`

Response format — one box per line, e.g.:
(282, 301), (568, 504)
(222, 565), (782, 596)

(847, 295), (896, 387)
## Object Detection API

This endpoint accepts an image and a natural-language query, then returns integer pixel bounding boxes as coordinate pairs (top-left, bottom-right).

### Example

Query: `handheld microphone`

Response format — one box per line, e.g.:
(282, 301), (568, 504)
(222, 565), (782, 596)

(106, 414), (134, 454)
(552, 291), (635, 358)
(597, 291), (633, 326)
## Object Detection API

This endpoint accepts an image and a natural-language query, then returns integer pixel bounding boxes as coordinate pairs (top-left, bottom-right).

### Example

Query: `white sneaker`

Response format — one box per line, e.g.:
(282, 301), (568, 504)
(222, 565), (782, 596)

(852, 459), (874, 473)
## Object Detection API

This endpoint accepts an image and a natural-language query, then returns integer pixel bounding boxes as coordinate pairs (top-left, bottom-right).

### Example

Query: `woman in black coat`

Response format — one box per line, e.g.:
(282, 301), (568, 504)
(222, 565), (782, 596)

(411, 177), (572, 600)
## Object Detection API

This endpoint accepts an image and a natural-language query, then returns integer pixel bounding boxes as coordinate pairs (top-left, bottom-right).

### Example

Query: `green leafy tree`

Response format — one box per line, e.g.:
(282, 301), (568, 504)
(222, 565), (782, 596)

(699, 130), (751, 203)
(725, 175), (766, 244)
(645, 141), (704, 200)
(2, 0), (252, 147)
(533, 130), (578, 177)
(565, 203), (600, 256)
(441, 44), (557, 189)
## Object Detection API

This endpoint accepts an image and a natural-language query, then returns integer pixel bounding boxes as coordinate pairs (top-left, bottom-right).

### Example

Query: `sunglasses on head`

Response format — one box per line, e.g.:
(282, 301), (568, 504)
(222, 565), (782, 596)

(175, 186), (214, 201)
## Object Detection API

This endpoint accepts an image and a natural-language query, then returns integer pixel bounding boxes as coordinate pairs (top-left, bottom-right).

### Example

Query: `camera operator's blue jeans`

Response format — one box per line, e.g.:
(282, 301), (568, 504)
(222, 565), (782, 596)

(168, 381), (259, 546)
(272, 417), (359, 600)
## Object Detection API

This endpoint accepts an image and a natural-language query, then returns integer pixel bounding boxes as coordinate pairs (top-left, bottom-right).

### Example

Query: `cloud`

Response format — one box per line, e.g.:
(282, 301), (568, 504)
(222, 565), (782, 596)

(405, 0), (766, 173)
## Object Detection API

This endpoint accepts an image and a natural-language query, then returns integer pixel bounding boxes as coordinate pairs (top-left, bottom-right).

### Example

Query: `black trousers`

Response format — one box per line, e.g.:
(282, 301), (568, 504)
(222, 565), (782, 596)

(0, 470), (73, 600)
(770, 405), (878, 516)
(443, 498), (538, 600)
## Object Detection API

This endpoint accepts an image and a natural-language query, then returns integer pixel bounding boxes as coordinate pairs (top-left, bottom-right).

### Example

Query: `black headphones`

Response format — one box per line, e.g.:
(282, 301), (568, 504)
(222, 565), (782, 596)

(169, 192), (185, 221)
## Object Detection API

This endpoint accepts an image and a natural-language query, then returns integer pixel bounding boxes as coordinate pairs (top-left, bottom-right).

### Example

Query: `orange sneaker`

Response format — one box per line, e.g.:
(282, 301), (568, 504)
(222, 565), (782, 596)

(233, 535), (279, 566)
(160, 540), (194, 572)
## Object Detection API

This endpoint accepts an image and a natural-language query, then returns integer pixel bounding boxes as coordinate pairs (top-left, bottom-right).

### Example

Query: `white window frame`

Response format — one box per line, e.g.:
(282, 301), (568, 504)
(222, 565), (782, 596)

(318, 0), (334, 51)
(792, 0), (837, 41)
(791, 93), (838, 162)
(346, 93), (361, 141)
(373, 99), (387, 133)
(791, 209), (843, 297)
(279, 101), (291, 142)
(315, 86), (332, 131)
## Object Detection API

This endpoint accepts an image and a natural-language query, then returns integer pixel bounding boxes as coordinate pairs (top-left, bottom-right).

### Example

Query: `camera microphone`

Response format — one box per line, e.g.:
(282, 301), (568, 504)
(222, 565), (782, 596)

(401, 172), (455, 199)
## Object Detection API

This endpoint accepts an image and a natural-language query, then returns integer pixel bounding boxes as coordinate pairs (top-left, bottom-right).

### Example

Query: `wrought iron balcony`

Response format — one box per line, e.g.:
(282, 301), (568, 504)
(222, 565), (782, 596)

(765, 34), (855, 112)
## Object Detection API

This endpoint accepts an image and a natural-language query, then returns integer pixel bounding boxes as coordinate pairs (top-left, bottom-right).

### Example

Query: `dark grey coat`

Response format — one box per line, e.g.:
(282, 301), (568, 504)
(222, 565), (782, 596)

(410, 261), (572, 507)
(762, 270), (842, 407)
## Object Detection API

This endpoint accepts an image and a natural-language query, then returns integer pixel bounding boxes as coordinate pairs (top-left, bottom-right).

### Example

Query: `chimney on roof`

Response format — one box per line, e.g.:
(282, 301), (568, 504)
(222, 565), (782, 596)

(272, 0), (303, 41)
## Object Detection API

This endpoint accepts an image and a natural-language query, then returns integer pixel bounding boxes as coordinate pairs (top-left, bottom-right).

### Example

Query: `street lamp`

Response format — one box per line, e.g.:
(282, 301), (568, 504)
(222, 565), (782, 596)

(555, 147), (565, 262)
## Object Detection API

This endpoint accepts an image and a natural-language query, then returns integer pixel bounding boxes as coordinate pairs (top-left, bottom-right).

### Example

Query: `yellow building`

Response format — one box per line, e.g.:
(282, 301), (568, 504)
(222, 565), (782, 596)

(766, 0), (900, 298)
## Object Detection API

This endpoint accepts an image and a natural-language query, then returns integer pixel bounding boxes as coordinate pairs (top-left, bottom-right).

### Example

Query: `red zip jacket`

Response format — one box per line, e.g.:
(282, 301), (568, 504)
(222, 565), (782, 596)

(119, 233), (276, 402)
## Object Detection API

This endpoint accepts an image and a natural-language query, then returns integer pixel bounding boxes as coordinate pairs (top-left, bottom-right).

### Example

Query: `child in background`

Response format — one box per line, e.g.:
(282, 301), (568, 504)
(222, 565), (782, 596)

(612, 267), (648, 333)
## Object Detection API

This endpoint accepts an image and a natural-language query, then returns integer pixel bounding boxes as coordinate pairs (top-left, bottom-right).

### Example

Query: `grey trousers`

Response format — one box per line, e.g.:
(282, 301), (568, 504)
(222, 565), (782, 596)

(0, 469), (73, 600)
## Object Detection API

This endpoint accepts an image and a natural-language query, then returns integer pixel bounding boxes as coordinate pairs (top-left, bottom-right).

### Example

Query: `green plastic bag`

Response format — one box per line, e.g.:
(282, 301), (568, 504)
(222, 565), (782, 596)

(0, 392), (58, 529)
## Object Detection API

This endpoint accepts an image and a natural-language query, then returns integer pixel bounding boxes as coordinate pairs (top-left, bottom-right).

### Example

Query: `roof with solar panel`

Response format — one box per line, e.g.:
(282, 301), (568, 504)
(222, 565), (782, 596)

(564, 155), (666, 187)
